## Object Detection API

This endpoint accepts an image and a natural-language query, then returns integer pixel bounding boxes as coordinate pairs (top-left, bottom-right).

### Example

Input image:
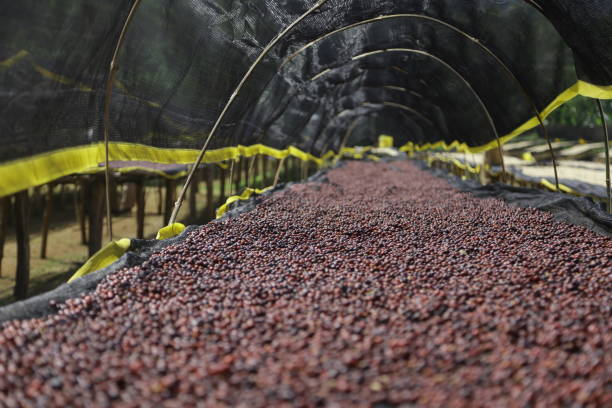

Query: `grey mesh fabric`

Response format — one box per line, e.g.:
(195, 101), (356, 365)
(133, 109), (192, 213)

(1, 1), (611, 195)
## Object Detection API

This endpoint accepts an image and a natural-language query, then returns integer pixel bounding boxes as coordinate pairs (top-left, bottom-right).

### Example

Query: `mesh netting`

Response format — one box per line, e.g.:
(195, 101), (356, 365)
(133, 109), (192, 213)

(1, 1), (611, 195)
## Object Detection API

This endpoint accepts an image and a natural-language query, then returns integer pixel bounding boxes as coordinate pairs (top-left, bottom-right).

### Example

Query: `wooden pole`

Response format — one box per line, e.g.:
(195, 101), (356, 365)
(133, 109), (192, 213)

(74, 181), (87, 245)
(244, 157), (251, 188)
(157, 180), (163, 215)
(163, 178), (176, 225)
(219, 167), (226, 205)
(228, 160), (236, 197)
(167, 0), (330, 226)
(234, 159), (243, 194)
(206, 166), (215, 220)
(40, 184), (54, 259)
(189, 166), (200, 220)
(273, 158), (286, 187)
(87, 179), (106, 257)
(597, 100), (611, 212)
(0, 196), (10, 277)
(14, 190), (30, 300)
(135, 179), (146, 239)
(262, 156), (270, 186)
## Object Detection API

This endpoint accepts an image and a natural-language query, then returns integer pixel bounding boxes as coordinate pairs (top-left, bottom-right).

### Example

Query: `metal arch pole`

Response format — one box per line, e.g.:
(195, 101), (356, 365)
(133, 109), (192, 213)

(319, 103), (433, 156)
(315, 48), (505, 176)
(387, 49), (505, 177)
(281, 14), (563, 185)
(597, 100), (611, 212)
(102, 0), (144, 241)
(168, 0), (329, 225)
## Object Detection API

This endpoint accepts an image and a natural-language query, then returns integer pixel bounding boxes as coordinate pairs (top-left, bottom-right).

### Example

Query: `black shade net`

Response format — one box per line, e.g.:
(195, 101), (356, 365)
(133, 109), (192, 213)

(1, 0), (611, 195)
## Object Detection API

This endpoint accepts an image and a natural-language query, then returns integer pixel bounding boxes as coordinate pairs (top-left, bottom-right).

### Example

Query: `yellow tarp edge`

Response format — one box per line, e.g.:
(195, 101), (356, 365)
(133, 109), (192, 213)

(156, 223), (186, 240)
(67, 238), (131, 283)
(216, 187), (272, 219)
(68, 222), (187, 283)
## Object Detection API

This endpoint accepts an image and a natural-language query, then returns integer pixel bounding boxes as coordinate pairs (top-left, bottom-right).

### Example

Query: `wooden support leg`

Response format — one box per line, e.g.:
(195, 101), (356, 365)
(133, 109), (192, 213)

(76, 180), (87, 245)
(189, 167), (200, 220)
(262, 156), (270, 186)
(244, 157), (251, 188)
(0, 196), (10, 277)
(87, 179), (106, 257)
(273, 158), (286, 187)
(135, 180), (146, 239)
(157, 180), (163, 215)
(206, 166), (215, 220)
(40, 184), (54, 259)
(219, 167), (226, 205)
(163, 178), (176, 225)
(14, 191), (30, 300)
(234, 159), (243, 194)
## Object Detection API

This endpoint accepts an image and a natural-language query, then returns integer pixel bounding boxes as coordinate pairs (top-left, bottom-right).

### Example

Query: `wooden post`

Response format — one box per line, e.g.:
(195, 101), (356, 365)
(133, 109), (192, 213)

(76, 180), (87, 245)
(87, 179), (106, 257)
(189, 166), (200, 220)
(262, 156), (270, 186)
(206, 166), (215, 220)
(273, 158), (286, 187)
(234, 159), (243, 194)
(40, 184), (54, 259)
(244, 157), (251, 188)
(14, 191), (30, 300)
(157, 180), (163, 215)
(135, 180), (146, 239)
(163, 178), (176, 225)
(0, 196), (10, 277)
(219, 167), (226, 205)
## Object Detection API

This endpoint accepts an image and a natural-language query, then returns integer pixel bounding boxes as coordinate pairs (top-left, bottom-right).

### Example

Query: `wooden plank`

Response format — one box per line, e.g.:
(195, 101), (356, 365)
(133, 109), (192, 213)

(40, 184), (54, 259)
(14, 190), (30, 300)
(135, 180), (146, 239)
(0, 196), (10, 277)
(87, 179), (106, 257)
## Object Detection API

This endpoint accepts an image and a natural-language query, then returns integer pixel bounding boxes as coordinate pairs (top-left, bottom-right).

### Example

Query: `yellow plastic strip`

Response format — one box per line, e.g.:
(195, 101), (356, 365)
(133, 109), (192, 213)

(577, 80), (612, 100)
(216, 187), (272, 219)
(0, 142), (336, 198)
(540, 179), (576, 194)
(398, 81), (598, 155)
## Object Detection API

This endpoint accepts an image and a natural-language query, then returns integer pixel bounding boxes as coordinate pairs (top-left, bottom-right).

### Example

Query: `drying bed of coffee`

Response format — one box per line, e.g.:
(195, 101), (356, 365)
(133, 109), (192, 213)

(1, 161), (610, 407)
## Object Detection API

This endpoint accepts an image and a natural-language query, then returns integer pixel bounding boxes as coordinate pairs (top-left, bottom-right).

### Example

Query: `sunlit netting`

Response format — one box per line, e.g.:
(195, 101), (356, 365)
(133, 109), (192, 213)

(1, 0), (611, 196)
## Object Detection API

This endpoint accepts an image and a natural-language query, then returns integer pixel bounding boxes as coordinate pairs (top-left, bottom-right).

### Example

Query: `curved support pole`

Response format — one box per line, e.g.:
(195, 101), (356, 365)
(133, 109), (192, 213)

(597, 100), (611, 212)
(102, 0), (144, 241)
(281, 14), (566, 182)
(168, 0), (329, 225)
(318, 102), (432, 156)
(309, 48), (505, 176)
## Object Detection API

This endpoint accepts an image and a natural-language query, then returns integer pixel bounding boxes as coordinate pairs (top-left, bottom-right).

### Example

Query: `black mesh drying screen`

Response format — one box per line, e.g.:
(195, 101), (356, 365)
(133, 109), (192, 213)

(1, 0), (611, 194)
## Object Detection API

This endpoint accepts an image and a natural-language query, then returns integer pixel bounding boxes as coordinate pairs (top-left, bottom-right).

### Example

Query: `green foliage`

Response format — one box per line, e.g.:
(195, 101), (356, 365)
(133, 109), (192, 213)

(547, 96), (612, 126)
